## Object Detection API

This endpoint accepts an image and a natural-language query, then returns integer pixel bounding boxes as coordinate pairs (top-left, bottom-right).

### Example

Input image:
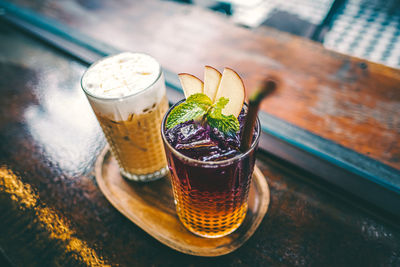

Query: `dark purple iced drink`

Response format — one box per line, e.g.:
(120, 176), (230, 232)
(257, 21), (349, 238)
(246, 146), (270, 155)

(161, 100), (260, 238)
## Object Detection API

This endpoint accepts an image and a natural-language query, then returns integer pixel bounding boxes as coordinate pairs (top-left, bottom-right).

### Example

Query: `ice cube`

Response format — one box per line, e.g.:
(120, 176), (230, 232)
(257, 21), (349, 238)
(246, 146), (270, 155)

(175, 138), (216, 150)
(179, 123), (207, 143)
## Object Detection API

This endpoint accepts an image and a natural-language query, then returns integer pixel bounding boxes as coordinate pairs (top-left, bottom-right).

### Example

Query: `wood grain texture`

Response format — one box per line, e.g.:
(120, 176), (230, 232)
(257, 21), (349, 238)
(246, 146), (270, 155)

(95, 147), (270, 256)
(8, 0), (400, 171)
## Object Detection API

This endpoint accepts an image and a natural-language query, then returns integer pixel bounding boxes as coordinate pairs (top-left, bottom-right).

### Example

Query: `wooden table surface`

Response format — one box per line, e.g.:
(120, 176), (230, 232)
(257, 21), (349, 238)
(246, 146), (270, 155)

(0, 0), (399, 266)
(8, 0), (400, 171)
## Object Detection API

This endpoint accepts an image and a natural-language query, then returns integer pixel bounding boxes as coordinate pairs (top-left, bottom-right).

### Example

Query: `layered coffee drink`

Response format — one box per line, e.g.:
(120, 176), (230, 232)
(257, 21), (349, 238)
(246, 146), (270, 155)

(81, 52), (168, 181)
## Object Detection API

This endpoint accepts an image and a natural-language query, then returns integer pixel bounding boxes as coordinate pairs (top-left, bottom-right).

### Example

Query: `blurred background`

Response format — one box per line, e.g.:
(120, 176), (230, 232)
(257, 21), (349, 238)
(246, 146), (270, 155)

(169, 0), (400, 69)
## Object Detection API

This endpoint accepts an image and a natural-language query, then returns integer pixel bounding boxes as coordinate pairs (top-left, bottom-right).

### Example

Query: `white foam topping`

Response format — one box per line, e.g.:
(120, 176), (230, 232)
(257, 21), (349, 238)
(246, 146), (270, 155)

(81, 52), (166, 120)
(82, 52), (160, 98)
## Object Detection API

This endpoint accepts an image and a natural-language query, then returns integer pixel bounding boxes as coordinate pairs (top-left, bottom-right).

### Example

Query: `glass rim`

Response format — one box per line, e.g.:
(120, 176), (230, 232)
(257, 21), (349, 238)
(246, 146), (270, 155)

(80, 52), (162, 101)
(161, 99), (261, 166)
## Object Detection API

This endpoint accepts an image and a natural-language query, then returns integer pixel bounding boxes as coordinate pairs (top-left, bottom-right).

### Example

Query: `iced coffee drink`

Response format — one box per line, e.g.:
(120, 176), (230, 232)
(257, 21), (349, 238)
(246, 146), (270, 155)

(81, 52), (168, 181)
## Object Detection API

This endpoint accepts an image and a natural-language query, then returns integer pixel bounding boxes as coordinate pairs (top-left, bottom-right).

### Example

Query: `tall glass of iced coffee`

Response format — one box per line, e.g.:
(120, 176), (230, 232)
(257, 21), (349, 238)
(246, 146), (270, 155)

(81, 52), (168, 182)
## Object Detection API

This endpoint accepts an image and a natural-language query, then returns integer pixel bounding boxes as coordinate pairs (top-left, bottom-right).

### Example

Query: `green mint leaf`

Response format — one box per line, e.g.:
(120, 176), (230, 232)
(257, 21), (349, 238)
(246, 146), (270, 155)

(166, 94), (240, 136)
(207, 97), (240, 136)
(214, 97), (229, 110)
(166, 94), (211, 129)
(185, 93), (213, 112)
(207, 112), (240, 136)
(186, 93), (213, 106)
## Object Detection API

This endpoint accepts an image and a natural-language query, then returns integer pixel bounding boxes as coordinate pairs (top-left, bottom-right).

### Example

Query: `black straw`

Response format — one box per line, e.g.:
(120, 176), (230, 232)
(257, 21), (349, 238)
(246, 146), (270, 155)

(240, 79), (277, 152)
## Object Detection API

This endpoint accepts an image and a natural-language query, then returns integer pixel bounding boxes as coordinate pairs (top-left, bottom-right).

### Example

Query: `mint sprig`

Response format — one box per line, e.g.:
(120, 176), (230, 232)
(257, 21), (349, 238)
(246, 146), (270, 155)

(166, 93), (240, 136)
(166, 94), (211, 129)
(207, 97), (240, 136)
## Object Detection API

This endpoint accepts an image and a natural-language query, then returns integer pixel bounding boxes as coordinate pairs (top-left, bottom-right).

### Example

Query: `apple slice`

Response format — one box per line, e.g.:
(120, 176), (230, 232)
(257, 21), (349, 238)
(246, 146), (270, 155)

(203, 66), (222, 102)
(178, 73), (203, 98)
(214, 68), (245, 117)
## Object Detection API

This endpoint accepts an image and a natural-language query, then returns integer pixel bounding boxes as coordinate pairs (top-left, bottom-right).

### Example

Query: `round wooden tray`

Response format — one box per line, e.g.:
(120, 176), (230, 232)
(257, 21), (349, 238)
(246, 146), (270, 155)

(95, 146), (270, 257)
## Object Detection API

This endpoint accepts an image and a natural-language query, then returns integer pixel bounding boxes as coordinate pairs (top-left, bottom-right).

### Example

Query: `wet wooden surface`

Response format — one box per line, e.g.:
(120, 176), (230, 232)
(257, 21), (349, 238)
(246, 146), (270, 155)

(7, 0), (400, 172)
(0, 18), (400, 267)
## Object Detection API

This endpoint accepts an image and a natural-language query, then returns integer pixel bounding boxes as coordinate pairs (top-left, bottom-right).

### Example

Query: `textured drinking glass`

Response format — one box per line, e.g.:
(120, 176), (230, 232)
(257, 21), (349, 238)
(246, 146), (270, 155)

(81, 53), (168, 182)
(161, 101), (260, 238)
